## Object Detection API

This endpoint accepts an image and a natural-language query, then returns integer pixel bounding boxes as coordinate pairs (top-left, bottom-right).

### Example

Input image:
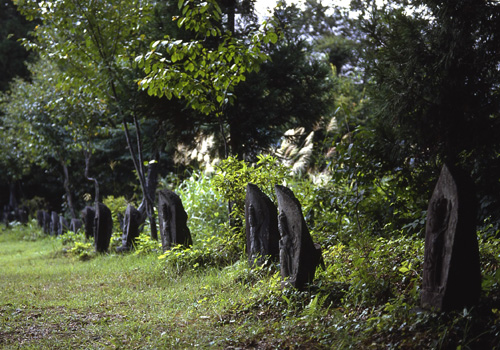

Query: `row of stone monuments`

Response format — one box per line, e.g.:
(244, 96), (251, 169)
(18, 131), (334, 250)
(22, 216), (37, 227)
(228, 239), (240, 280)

(32, 184), (324, 291)
(2, 205), (29, 226)
(30, 163), (481, 311)
(36, 210), (82, 237)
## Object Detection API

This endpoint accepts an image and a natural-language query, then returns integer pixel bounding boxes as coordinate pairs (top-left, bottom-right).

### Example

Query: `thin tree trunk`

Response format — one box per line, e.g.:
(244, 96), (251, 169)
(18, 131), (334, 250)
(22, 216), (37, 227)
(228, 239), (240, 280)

(83, 146), (99, 212)
(60, 160), (77, 219)
(8, 182), (18, 210)
(122, 118), (158, 240)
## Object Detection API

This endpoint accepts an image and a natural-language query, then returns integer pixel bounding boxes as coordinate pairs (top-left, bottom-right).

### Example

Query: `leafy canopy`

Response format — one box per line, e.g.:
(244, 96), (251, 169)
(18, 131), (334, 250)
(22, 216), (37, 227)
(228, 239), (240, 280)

(136, 0), (279, 116)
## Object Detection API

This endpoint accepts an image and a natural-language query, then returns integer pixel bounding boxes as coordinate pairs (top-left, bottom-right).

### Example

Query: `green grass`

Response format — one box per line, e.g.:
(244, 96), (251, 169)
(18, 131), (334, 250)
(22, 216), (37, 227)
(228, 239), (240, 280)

(2, 222), (500, 349)
(0, 223), (266, 349)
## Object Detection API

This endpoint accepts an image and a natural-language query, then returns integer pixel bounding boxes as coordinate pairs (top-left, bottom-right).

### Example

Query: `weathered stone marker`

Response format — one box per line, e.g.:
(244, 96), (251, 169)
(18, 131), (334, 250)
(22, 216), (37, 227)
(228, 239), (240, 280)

(43, 211), (51, 234)
(421, 164), (481, 311)
(275, 185), (322, 290)
(18, 206), (29, 225)
(81, 206), (95, 240)
(70, 218), (82, 234)
(245, 183), (280, 266)
(116, 204), (142, 252)
(94, 202), (113, 253)
(158, 189), (193, 252)
(58, 215), (69, 236)
(50, 211), (59, 236)
(36, 210), (44, 228)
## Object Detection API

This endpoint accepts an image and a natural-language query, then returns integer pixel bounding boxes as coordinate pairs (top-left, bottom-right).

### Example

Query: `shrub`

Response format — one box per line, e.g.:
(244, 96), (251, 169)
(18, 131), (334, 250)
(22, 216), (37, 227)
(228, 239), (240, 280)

(174, 171), (228, 241)
(212, 154), (290, 228)
(158, 222), (241, 272)
(134, 232), (162, 255)
(103, 195), (132, 250)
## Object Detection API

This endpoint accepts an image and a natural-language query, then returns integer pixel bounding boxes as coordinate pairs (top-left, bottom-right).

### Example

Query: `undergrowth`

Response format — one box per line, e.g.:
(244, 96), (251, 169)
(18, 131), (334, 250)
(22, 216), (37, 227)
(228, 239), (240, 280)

(3, 160), (500, 349)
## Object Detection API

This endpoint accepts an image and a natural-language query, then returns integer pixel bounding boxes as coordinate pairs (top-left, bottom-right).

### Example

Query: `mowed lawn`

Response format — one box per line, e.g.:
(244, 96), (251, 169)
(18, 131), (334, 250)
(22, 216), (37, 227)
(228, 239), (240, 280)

(0, 224), (274, 349)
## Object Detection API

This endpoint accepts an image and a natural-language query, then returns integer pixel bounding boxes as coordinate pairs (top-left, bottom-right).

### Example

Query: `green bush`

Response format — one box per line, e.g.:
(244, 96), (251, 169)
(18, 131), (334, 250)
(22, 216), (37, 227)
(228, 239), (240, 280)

(134, 232), (162, 255)
(318, 235), (424, 308)
(58, 229), (95, 260)
(212, 154), (290, 228)
(103, 195), (132, 250)
(158, 222), (241, 273)
(174, 171), (228, 241)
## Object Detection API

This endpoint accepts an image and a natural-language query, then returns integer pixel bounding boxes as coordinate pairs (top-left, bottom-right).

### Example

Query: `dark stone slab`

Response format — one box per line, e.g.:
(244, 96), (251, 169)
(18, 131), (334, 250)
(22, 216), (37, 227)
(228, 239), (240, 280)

(158, 189), (192, 252)
(116, 204), (142, 252)
(36, 210), (44, 228)
(94, 202), (113, 253)
(81, 206), (95, 241)
(70, 218), (82, 234)
(421, 164), (481, 311)
(58, 215), (69, 236)
(43, 211), (51, 234)
(50, 211), (59, 236)
(18, 206), (29, 224)
(275, 185), (322, 290)
(245, 183), (280, 266)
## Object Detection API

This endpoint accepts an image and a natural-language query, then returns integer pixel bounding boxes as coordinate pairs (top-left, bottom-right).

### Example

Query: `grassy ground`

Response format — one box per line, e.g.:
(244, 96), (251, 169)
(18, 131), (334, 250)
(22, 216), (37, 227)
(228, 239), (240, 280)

(1, 223), (333, 349)
(2, 222), (500, 349)
(0, 224), (260, 349)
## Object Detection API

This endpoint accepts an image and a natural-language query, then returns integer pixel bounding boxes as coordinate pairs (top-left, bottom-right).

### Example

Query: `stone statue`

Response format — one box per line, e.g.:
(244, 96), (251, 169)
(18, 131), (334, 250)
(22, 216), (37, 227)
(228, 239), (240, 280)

(158, 189), (193, 252)
(421, 164), (480, 311)
(245, 183), (280, 266)
(275, 185), (322, 290)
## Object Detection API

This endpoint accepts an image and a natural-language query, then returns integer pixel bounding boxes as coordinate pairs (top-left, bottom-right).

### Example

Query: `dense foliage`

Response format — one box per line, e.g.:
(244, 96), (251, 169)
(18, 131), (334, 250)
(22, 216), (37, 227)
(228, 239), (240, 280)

(2, 0), (500, 347)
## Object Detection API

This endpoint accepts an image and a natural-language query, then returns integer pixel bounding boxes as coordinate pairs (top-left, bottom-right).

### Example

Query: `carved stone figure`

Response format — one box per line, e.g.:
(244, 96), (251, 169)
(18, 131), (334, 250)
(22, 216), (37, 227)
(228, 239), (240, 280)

(94, 202), (113, 253)
(245, 183), (280, 266)
(81, 206), (95, 240)
(421, 164), (481, 311)
(158, 189), (192, 252)
(116, 204), (143, 252)
(275, 185), (322, 290)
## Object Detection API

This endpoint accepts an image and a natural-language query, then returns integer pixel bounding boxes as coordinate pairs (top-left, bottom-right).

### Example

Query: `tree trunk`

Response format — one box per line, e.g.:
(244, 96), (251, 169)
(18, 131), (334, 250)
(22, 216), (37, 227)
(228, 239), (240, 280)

(122, 119), (159, 240)
(83, 146), (99, 214)
(8, 182), (18, 210)
(60, 160), (77, 219)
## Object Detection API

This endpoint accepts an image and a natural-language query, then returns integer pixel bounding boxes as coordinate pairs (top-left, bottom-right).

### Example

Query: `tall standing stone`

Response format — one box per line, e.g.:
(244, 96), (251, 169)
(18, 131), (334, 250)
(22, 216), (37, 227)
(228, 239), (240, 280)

(50, 211), (59, 236)
(275, 185), (322, 290)
(158, 189), (192, 252)
(81, 206), (95, 241)
(116, 204), (143, 252)
(421, 164), (481, 311)
(43, 211), (51, 234)
(36, 210), (44, 228)
(245, 183), (280, 266)
(94, 202), (113, 253)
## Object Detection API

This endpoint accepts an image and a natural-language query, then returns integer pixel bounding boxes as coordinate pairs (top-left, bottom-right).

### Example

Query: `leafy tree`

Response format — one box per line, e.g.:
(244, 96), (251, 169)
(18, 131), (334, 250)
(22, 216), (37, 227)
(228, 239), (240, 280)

(0, 0), (38, 209)
(17, 0), (164, 237)
(137, 0), (279, 157)
(0, 59), (108, 218)
(224, 39), (334, 160)
(0, 0), (36, 92)
(353, 0), (500, 228)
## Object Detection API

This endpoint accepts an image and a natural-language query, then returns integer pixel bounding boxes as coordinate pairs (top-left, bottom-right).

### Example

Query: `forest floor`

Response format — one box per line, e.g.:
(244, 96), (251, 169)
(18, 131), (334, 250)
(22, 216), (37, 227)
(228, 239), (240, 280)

(2, 223), (500, 349)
